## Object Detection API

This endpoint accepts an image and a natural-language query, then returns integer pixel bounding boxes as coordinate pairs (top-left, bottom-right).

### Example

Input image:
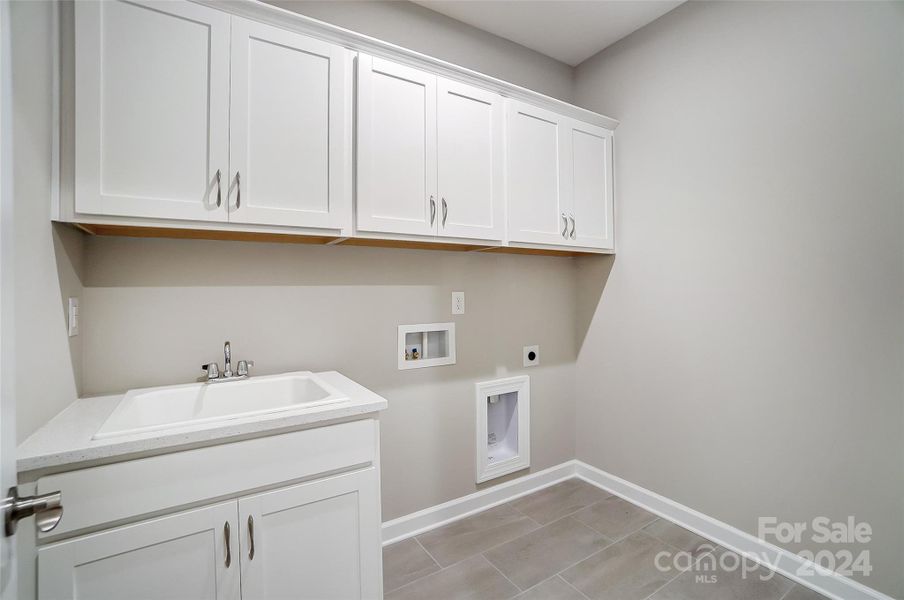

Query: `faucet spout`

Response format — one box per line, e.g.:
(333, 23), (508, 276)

(223, 341), (232, 378)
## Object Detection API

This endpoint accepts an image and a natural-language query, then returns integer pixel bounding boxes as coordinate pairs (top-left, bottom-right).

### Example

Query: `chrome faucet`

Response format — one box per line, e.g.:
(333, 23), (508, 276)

(223, 341), (233, 378)
(202, 341), (253, 383)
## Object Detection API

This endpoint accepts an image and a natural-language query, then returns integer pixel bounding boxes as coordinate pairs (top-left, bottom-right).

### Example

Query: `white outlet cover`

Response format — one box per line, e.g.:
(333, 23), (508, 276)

(523, 345), (539, 367)
(452, 291), (465, 315)
(68, 297), (79, 337)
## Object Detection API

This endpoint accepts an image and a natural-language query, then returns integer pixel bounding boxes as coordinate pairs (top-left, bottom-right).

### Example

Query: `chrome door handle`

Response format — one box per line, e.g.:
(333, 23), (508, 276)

(569, 214), (576, 239)
(224, 521), (231, 568)
(248, 515), (255, 560)
(429, 196), (436, 225)
(215, 170), (222, 208)
(3, 487), (63, 536)
(235, 172), (241, 209)
(561, 213), (568, 238)
(441, 197), (448, 227)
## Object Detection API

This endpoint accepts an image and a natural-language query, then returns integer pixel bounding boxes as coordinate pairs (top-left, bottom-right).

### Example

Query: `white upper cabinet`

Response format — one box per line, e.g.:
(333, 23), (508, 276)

(506, 101), (615, 251)
(506, 101), (570, 245)
(568, 121), (614, 250)
(436, 78), (504, 241)
(356, 54), (437, 236)
(68, 1), (615, 251)
(74, 0), (230, 222)
(228, 19), (352, 230)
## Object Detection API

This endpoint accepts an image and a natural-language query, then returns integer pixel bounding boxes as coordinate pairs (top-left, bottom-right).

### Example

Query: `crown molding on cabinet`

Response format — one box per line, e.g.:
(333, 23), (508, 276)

(191, 0), (619, 131)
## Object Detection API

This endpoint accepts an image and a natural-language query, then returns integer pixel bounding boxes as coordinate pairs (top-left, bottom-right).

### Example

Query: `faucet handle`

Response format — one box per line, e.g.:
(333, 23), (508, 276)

(237, 360), (254, 377)
(202, 362), (220, 380)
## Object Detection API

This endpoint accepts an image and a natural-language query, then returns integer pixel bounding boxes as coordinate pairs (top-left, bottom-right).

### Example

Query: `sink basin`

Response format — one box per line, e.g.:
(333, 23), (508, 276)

(93, 372), (347, 440)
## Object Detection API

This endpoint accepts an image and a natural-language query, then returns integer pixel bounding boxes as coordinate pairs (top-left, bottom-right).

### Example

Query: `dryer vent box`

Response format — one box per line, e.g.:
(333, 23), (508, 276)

(476, 375), (530, 483)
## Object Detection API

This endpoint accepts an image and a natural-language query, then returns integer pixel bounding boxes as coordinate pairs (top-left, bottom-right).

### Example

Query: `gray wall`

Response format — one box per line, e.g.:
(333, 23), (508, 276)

(265, 0), (575, 102)
(81, 237), (578, 520)
(11, 0), (85, 442)
(573, 2), (904, 597)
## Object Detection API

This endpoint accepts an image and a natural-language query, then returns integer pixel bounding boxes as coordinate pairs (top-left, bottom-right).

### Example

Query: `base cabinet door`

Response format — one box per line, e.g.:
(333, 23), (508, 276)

(37, 502), (240, 600)
(505, 101), (570, 245)
(74, 0), (230, 222)
(228, 18), (352, 230)
(238, 468), (382, 600)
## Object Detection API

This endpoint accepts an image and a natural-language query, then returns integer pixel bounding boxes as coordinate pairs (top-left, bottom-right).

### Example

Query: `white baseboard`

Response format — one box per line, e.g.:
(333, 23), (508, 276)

(382, 460), (894, 600)
(381, 461), (577, 545)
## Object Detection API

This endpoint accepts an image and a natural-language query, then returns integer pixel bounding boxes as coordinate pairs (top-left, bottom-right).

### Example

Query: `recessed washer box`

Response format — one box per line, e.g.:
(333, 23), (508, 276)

(475, 375), (530, 483)
(398, 323), (456, 370)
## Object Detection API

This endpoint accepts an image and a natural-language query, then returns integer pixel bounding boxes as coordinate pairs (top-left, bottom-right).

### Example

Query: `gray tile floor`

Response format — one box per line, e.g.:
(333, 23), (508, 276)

(383, 479), (829, 600)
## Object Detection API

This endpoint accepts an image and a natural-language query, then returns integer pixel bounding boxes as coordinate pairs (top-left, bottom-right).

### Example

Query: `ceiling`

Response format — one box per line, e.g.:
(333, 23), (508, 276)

(412, 1), (684, 66)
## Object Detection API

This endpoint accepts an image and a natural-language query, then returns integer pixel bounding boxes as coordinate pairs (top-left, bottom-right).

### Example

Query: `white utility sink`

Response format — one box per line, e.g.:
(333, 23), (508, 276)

(93, 371), (347, 440)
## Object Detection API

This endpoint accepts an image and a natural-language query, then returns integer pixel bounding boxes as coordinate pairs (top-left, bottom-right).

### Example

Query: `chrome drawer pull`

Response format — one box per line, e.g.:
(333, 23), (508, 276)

(248, 515), (255, 560)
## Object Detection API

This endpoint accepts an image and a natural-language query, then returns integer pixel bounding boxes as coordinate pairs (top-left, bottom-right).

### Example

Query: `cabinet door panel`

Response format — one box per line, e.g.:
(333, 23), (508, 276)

(505, 101), (569, 245)
(239, 468), (382, 600)
(570, 122), (614, 250)
(357, 54), (437, 236)
(229, 19), (351, 229)
(38, 502), (239, 600)
(437, 78), (504, 241)
(74, 0), (229, 221)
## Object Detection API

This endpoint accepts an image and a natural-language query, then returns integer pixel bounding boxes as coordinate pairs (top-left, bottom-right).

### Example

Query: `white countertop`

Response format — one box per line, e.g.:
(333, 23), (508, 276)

(17, 371), (387, 475)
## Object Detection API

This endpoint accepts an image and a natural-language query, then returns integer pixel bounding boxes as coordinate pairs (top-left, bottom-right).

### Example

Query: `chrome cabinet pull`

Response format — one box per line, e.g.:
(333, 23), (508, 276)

(215, 170), (222, 208)
(248, 515), (255, 560)
(569, 214), (576, 239)
(561, 213), (568, 238)
(235, 172), (241, 209)
(441, 197), (448, 227)
(224, 521), (231, 568)
(429, 196), (436, 225)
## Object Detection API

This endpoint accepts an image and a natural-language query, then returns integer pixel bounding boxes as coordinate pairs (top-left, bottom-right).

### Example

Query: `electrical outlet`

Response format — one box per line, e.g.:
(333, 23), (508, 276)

(523, 345), (539, 367)
(452, 291), (465, 315)
(68, 297), (79, 337)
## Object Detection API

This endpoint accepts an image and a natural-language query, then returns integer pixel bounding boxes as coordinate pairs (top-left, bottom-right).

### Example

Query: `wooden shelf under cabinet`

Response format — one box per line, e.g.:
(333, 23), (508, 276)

(70, 222), (599, 257)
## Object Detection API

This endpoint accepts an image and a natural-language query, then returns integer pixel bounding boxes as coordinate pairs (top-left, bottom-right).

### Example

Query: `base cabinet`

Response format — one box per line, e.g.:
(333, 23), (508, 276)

(32, 419), (384, 600)
(37, 468), (380, 600)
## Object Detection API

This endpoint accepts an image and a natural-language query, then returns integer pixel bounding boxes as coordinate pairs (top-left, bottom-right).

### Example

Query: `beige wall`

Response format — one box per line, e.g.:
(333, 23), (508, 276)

(265, 0), (575, 102)
(573, 2), (904, 597)
(81, 238), (578, 519)
(11, 0), (85, 443)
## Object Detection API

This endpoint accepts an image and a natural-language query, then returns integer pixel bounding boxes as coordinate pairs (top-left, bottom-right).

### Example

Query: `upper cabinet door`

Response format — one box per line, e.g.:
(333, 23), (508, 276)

(505, 101), (570, 245)
(238, 468), (382, 600)
(228, 19), (352, 230)
(74, 0), (229, 221)
(436, 78), (504, 241)
(357, 54), (437, 236)
(568, 121), (614, 250)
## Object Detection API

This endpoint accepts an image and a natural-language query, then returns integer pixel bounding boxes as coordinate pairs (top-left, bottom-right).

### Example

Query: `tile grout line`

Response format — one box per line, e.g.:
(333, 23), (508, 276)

(548, 524), (716, 600)
(481, 552), (527, 595)
(557, 574), (594, 600)
(412, 536), (442, 571)
(383, 538), (446, 597)
(632, 533), (723, 600)
(777, 583), (799, 600)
